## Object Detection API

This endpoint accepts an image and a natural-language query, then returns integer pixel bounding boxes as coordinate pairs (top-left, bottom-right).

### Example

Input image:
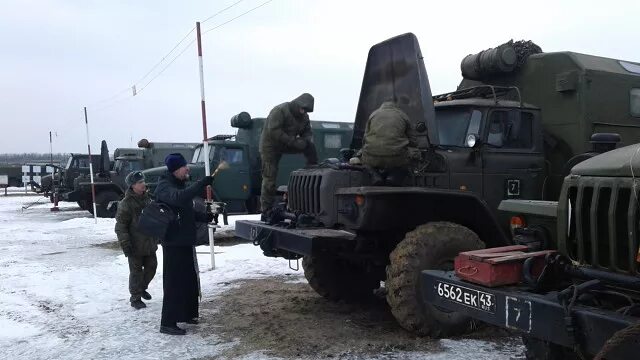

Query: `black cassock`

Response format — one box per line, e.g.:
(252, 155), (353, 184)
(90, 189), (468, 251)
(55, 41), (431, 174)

(161, 245), (198, 325)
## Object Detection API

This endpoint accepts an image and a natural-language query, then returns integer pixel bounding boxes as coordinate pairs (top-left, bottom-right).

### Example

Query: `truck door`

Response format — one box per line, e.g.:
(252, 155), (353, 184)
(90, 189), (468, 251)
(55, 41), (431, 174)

(212, 145), (251, 213)
(434, 107), (484, 193)
(481, 109), (545, 219)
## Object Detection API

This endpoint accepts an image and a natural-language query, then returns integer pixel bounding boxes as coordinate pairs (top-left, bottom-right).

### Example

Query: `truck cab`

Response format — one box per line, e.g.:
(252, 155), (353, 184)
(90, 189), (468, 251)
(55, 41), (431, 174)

(142, 113), (353, 214)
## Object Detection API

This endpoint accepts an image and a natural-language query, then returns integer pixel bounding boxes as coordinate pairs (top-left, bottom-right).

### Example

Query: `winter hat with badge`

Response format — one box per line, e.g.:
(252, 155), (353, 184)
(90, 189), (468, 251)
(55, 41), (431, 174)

(125, 171), (145, 188)
(165, 153), (188, 173)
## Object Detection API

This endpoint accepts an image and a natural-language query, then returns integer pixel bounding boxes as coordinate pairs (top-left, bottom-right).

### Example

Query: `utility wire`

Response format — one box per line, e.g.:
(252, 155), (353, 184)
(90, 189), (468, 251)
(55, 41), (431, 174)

(203, 0), (274, 34)
(136, 39), (197, 95)
(133, 26), (196, 86)
(202, 0), (246, 24)
(87, 0), (272, 111)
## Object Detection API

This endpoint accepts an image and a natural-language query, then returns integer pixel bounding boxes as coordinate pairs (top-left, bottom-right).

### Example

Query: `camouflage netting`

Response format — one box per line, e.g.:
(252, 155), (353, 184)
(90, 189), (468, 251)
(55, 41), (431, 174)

(461, 40), (543, 80)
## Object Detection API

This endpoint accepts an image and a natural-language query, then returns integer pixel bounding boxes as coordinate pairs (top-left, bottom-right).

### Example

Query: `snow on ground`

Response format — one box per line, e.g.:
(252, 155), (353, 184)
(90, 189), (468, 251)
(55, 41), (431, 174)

(0, 195), (522, 360)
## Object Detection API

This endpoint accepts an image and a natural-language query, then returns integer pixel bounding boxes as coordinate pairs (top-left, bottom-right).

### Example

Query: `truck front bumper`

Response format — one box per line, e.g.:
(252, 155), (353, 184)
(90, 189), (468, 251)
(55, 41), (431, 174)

(235, 220), (355, 257)
(422, 270), (637, 358)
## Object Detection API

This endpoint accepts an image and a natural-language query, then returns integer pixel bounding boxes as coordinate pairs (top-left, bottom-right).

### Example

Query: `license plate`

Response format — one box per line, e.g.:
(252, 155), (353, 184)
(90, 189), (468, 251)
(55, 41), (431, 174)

(436, 281), (496, 313)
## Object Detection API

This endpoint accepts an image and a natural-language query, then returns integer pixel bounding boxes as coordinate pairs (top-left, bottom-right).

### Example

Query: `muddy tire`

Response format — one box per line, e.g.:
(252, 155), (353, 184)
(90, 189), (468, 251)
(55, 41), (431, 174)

(95, 191), (121, 218)
(386, 221), (485, 336)
(302, 255), (379, 302)
(522, 336), (579, 360)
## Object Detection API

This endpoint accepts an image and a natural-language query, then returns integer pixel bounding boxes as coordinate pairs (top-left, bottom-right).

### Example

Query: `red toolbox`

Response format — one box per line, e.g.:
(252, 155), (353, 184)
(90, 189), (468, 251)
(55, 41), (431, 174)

(454, 245), (556, 287)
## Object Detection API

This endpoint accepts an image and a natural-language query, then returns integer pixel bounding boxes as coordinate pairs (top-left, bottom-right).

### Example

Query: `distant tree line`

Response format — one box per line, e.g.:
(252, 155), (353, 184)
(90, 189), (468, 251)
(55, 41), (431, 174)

(0, 153), (70, 165)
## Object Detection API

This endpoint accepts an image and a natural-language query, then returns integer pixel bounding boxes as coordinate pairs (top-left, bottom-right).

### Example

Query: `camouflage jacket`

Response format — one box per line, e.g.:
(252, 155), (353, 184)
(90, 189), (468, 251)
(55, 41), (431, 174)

(362, 101), (417, 157)
(114, 189), (157, 256)
(260, 93), (314, 152)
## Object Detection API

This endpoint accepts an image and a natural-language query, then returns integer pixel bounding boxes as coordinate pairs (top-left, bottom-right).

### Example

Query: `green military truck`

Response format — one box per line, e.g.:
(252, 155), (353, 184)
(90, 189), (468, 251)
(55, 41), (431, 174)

(36, 154), (101, 202)
(234, 33), (640, 337)
(142, 112), (353, 214)
(423, 145), (640, 359)
(65, 140), (197, 217)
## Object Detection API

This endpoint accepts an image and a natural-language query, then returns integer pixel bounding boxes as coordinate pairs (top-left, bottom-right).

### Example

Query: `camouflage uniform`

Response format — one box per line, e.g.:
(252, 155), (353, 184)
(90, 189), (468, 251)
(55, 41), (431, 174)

(115, 189), (158, 302)
(361, 101), (418, 184)
(260, 93), (318, 212)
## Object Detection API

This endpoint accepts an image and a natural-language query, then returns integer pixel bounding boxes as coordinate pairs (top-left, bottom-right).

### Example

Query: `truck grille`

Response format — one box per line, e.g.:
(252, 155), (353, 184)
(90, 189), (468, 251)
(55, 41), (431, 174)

(563, 178), (639, 274)
(288, 173), (322, 214)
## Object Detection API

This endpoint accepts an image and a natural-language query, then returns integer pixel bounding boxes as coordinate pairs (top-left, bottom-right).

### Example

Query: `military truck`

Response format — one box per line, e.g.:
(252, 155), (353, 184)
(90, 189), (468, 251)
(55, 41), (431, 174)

(234, 33), (640, 336)
(141, 112), (353, 214)
(36, 154), (100, 202)
(423, 145), (640, 359)
(65, 140), (197, 217)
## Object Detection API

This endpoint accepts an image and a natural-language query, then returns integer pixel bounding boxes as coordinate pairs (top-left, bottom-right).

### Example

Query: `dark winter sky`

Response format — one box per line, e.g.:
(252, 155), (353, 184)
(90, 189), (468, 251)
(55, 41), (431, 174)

(1, 0), (638, 153)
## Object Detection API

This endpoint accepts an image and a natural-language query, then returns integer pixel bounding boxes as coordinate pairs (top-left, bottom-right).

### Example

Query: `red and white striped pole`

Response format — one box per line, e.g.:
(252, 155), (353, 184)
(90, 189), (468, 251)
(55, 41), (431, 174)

(84, 107), (98, 223)
(196, 21), (216, 269)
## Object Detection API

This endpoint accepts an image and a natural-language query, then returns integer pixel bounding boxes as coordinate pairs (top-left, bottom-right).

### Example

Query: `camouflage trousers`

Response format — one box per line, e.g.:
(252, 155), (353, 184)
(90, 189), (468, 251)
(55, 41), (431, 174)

(128, 254), (157, 302)
(260, 144), (318, 212)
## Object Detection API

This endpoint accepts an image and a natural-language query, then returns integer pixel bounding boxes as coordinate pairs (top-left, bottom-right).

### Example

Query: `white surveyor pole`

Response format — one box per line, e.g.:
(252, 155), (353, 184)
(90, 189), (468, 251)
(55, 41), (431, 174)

(84, 107), (98, 223)
(196, 21), (216, 269)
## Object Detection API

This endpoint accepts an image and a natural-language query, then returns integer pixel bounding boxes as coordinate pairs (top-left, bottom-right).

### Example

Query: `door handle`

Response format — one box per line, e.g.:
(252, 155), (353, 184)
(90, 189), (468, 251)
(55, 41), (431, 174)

(239, 170), (248, 174)
(526, 167), (543, 172)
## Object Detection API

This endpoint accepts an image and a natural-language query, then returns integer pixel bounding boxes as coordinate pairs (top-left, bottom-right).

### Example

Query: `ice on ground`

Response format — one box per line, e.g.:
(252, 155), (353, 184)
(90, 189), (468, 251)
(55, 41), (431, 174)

(0, 196), (522, 360)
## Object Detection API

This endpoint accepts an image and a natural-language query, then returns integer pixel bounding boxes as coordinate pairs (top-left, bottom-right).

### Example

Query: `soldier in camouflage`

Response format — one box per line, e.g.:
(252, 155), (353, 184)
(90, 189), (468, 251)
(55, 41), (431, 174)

(114, 171), (158, 309)
(259, 93), (318, 214)
(361, 100), (419, 186)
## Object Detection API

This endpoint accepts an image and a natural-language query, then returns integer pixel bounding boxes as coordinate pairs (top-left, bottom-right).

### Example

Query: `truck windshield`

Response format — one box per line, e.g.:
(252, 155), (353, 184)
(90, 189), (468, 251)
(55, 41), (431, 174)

(193, 144), (217, 163)
(115, 159), (143, 173)
(65, 156), (73, 170)
(435, 108), (482, 147)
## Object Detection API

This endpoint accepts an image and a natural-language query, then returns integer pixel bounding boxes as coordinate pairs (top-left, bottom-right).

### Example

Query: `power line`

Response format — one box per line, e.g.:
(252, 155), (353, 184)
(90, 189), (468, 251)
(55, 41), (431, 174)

(86, 0), (274, 112)
(203, 0), (275, 34)
(133, 27), (196, 86)
(202, 0), (246, 24)
(136, 39), (197, 95)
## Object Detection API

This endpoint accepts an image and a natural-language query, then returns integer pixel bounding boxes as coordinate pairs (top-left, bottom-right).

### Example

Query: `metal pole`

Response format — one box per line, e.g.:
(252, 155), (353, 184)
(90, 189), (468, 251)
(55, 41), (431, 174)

(84, 107), (98, 223)
(50, 131), (59, 211)
(196, 22), (216, 270)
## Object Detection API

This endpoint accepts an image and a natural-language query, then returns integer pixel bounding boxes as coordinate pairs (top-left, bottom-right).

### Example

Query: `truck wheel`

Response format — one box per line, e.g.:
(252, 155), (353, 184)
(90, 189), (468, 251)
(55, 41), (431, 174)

(95, 191), (121, 218)
(522, 336), (580, 360)
(386, 221), (485, 336)
(302, 255), (379, 302)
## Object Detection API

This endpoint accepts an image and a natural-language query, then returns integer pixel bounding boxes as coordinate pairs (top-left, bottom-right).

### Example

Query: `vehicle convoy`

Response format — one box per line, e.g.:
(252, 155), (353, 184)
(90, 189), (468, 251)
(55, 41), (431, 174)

(423, 146), (640, 358)
(234, 32), (640, 339)
(63, 139), (197, 217)
(141, 112), (353, 214)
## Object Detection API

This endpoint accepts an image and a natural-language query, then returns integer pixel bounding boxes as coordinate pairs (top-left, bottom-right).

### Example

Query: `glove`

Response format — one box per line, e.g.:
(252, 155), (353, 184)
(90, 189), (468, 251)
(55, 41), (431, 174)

(206, 212), (215, 223)
(122, 244), (132, 257)
(290, 138), (307, 151)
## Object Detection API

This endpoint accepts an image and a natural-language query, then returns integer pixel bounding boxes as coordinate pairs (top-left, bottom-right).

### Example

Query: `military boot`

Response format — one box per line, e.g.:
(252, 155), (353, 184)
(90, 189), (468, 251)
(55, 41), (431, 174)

(142, 291), (152, 300)
(131, 299), (146, 309)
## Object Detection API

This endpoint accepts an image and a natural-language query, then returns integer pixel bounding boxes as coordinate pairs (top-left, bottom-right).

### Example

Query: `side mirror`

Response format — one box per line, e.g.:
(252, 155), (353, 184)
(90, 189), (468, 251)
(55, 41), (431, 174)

(466, 134), (480, 148)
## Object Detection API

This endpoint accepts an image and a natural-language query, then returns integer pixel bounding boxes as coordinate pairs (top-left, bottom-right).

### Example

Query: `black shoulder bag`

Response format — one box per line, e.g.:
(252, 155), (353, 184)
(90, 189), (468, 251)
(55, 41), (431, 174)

(137, 201), (177, 239)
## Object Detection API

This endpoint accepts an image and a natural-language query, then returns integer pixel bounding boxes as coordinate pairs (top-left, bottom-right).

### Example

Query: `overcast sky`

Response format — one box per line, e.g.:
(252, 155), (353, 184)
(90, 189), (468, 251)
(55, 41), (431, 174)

(1, 0), (638, 153)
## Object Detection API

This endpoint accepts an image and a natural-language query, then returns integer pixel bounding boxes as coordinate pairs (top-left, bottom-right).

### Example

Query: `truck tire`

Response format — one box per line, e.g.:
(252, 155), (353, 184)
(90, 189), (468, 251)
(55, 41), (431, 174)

(522, 336), (580, 360)
(302, 255), (379, 302)
(386, 221), (485, 336)
(95, 191), (121, 218)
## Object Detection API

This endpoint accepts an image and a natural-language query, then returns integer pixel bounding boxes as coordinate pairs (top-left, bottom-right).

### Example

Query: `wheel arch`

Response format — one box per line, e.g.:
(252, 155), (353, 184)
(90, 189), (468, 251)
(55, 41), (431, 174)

(339, 187), (511, 248)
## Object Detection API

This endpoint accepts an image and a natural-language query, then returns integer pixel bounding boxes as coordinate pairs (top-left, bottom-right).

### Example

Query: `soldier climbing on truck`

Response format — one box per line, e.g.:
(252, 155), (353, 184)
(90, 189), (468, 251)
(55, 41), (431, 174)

(234, 32), (640, 343)
(260, 93), (318, 217)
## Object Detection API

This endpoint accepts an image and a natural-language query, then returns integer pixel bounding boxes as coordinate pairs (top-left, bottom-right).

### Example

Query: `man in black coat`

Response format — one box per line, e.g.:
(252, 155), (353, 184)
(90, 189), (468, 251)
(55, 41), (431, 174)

(154, 153), (213, 335)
